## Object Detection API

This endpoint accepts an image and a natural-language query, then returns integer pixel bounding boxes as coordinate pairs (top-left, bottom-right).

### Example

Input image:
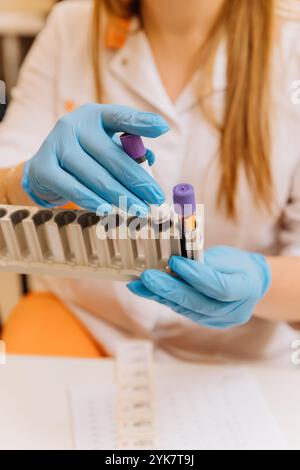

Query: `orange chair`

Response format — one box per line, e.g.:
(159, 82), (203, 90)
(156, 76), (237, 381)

(1, 292), (105, 358)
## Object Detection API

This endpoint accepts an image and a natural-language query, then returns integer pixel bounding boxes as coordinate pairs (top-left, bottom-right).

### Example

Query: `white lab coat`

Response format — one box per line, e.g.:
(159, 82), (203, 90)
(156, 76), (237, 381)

(1, 1), (300, 363)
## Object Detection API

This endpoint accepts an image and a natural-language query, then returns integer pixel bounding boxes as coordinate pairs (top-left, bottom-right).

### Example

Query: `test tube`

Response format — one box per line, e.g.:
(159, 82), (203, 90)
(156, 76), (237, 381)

(173, 183), (201, 261)
(120, 133), (169, 224)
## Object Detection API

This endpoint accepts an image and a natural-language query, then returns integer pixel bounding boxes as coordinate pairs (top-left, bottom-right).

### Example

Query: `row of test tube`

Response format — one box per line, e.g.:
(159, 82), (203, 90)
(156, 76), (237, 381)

(0, 204), (203, 281)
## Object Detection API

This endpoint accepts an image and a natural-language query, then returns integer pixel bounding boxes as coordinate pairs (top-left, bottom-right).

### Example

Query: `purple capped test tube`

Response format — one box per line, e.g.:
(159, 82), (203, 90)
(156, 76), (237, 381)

(120, 133), (169, 224)
(173, 183), (196, 218)
(120, 133), (147, 164)
(173, 183), (198, 260)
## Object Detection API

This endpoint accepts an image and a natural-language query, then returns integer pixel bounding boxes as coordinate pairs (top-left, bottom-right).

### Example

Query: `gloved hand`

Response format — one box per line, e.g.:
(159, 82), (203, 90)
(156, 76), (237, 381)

(127, 246), (271, 329)
(22, 104), (169, 214)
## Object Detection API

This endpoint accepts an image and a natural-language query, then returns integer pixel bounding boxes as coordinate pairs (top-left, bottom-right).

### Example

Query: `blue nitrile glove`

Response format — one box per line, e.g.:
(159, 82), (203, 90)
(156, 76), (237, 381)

(22, 104), (169, 214)
(127, 246), (271, 329)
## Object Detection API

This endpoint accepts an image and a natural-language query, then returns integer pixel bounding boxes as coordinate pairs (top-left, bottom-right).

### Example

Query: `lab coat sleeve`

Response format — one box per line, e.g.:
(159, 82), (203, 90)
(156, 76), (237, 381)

(0, 4), (64, 168)
(279, 159), (300, 256)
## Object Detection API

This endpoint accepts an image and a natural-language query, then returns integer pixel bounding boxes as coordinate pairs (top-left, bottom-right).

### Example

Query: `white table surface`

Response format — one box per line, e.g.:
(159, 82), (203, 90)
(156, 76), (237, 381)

(0, 355), (299, 450)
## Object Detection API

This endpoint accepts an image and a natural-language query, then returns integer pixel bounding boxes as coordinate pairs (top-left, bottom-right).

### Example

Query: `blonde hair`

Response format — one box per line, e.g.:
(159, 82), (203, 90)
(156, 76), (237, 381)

(92, 0), (278, 218)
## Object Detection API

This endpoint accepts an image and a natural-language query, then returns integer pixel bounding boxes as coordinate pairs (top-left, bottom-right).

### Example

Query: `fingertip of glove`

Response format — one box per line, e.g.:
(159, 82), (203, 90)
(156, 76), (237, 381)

(140, 269), (161, 286)
(145, 113), (169, 132)
(135, 112), (169, 136)
(149, 191), (166, 206)
(127, 279), (153, 299)
(126, 280), (139, 294)
(168, 255), (181, 267)
(145, 149), (155, 166)
(168, 255), (190, 272)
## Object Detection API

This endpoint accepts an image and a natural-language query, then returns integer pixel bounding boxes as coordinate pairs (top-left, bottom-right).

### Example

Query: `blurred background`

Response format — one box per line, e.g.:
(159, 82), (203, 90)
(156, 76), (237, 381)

(0, 1), (59, 103)
(0, 0), (62, 325)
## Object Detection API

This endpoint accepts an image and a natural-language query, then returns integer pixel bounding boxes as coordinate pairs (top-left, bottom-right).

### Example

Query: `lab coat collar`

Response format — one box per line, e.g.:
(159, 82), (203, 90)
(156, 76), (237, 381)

(108, 23), (227, 124)
(109, 29), (179, 125)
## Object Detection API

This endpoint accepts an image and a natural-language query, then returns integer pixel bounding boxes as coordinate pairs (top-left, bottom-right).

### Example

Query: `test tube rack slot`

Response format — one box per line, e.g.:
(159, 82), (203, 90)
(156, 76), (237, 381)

(0, 205), (204, 281)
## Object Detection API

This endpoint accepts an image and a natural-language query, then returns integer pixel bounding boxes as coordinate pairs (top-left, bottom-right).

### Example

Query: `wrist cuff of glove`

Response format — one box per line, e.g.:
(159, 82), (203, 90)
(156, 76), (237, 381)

(22, 160), (58, 208)
(250, 253), (272, 298)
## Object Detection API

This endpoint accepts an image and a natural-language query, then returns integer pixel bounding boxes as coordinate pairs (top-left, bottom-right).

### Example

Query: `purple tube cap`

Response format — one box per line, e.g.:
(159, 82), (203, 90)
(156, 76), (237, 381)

(120, 133), (146, 161)
(173, 183), (196, 216)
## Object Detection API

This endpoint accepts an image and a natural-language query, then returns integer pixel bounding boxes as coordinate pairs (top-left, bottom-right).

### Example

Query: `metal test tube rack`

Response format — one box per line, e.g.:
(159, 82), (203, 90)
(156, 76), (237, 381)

(0, 204), (204, 281)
